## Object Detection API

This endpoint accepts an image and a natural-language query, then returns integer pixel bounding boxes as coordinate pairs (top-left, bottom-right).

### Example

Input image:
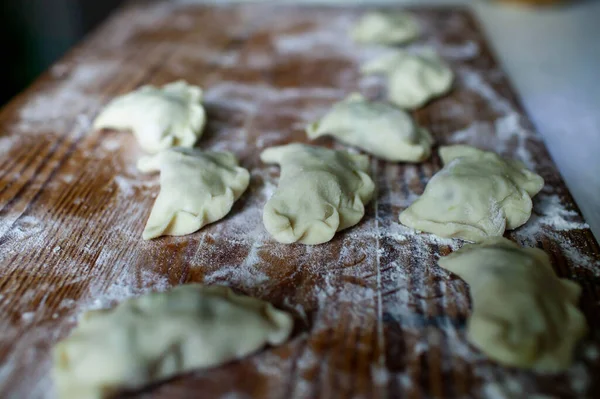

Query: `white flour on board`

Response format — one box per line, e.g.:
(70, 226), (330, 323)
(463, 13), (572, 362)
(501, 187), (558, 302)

(437, 40), (480, 60)
(460, 67), (513, 115)
(271, 11), (394, 66)
(509, 192), (599, 277)
(205, 83), (347, 110)
(519, 194), (589, 235)
(14, 61), (121, 134)
(99, 3), (190, 49)
(87, 269), (171, 311)
(0, 3), (598, 399)
(452, 69), (542, 169)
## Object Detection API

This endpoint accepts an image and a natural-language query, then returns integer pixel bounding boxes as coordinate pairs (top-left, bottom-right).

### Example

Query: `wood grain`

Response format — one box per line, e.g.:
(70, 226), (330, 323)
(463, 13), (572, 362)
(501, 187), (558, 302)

(0, 2), (599, 398)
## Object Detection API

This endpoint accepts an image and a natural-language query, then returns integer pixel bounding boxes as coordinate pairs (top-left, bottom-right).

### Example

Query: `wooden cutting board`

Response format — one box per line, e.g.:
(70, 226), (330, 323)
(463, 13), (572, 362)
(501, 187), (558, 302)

(1, 2), (599, 398)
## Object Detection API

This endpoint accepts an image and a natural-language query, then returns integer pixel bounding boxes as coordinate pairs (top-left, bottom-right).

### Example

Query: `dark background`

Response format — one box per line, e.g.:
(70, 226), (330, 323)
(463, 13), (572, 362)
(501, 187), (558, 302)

(0, 0), (124, 106)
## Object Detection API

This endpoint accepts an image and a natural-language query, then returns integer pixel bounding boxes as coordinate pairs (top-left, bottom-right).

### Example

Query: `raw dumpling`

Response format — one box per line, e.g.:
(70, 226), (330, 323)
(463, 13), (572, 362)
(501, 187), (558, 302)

(351, 11), (420, 45)
(362, 48), (453, 109)
(94, 80), (205, 153)
(261, 143), (375, 245)
(399, 145), (544, 242)
(438, 238), (587, 372)
(138, 148), (249, 239)
(53, 284), (294, 399)
(306, 93), (433, 162)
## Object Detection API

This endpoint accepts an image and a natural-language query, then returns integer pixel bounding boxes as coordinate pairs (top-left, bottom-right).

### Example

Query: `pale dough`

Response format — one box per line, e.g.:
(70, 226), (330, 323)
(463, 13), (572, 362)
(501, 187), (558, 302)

(138, 148), (249, 240)
(306, 93), (433, 162)
(261, 143), (375, 245)
(53, 284), (293, 399)
(351, 11), (420, 45)
(438, 238), (587, 372)
(399, 145), (544, 242)
(362, 48), (453, 109)
(93, 80), (205, 153)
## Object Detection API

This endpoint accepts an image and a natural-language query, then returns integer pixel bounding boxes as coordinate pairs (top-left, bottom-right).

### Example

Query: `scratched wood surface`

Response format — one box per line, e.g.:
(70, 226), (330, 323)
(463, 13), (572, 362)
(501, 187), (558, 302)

(0, 2), (599, 398)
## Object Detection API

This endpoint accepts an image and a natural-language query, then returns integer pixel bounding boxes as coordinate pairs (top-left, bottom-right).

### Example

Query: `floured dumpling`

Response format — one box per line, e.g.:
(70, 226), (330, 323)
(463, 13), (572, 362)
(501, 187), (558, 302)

(53, 284), (294, 399)
(399, 145), (544, 242)
(362, 48), (453, 109)
(439, 238), (587, 372)
(138, 148), (249, 239)
(351, 11), (420, 45)
(261, 143), (375, 245)
(306, 93), (433, 162)
(94, 80), (205, 153)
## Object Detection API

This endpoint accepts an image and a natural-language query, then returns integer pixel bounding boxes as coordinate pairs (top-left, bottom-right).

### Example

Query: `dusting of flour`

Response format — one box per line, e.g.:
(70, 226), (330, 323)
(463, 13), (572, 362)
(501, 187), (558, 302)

(0, 3), (598, 399)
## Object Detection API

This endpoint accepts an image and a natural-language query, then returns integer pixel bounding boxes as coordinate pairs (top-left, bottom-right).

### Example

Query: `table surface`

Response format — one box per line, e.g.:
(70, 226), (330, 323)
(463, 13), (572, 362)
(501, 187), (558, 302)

(0, 2), (599, 398)
(217, 0), (600, 241)
(422, 0), (600, 243)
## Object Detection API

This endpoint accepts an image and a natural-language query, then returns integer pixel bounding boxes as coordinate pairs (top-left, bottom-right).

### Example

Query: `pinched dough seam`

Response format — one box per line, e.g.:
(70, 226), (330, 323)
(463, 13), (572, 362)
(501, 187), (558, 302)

(144, 187), (236, 239)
